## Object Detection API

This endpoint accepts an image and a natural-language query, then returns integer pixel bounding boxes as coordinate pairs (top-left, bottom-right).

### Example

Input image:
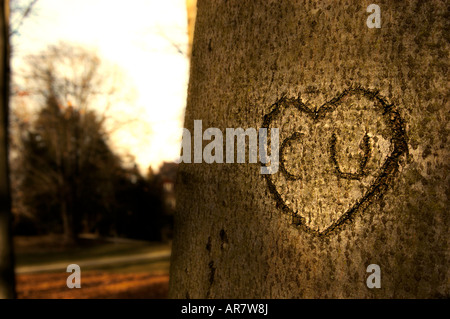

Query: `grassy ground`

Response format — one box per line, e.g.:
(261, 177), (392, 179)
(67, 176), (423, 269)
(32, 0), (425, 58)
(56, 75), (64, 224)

(14, 235), (171, 299)
(16, 272), (170, 299)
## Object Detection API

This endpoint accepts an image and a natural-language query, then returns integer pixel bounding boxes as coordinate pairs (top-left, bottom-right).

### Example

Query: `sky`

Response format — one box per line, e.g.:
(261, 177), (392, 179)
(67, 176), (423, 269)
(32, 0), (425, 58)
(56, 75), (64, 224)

(12, 0), (189, 173)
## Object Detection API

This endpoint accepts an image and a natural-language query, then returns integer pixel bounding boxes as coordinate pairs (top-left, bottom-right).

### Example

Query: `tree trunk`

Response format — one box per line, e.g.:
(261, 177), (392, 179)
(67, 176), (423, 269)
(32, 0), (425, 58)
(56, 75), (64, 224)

(61, 198), (75, 244)
(0, 0), (15, 299)
(169, 0), (448, 298)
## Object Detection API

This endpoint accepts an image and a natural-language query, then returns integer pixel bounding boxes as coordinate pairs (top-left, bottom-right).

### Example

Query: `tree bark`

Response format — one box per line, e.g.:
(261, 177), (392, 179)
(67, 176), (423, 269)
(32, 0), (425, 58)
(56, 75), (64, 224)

(0, 0), (15, 299)
(169, 0), (448, 298)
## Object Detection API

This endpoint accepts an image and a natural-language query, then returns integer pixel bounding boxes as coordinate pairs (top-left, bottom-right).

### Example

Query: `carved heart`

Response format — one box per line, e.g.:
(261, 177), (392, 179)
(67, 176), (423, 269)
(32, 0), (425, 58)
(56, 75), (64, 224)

(262, 87), (407, 236)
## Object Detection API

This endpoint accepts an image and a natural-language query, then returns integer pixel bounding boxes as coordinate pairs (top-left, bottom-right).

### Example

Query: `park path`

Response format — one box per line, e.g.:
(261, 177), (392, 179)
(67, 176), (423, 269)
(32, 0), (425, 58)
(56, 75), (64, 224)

(15, 249), (171, 274)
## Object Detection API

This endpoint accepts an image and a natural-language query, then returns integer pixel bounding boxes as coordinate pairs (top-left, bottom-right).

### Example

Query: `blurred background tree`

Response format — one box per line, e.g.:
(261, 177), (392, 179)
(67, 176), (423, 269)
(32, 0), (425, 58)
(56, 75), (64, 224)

(1, 0), (185, 299)
(9, 42), (171, 244)
(1, 0), (42, 300)
(0, 0), (15, 300)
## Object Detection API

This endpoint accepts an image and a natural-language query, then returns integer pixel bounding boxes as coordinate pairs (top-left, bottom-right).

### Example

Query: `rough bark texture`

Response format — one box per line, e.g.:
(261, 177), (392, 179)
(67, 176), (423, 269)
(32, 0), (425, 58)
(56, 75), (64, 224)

(0, 0), (15, 299)
(169, 0), (449, 298)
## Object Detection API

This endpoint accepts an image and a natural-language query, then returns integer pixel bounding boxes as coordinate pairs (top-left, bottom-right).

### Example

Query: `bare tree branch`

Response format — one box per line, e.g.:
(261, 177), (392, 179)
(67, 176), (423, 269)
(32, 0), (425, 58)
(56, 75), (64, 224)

(9, 0), (38, 37)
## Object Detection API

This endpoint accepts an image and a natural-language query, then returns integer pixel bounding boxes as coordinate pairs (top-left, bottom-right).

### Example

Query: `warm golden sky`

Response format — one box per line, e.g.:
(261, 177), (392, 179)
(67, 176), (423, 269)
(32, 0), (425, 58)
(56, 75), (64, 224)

(12, 0), (189, 172)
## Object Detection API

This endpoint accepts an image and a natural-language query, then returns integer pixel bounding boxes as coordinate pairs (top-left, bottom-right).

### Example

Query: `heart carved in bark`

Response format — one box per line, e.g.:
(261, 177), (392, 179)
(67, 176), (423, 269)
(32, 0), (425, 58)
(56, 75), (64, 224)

(262, 87), (407, 236)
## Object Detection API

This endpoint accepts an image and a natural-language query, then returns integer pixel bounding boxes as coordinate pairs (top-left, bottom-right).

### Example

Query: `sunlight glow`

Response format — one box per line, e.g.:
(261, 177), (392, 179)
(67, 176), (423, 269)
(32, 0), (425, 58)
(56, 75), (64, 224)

(12, 0), (189, 172)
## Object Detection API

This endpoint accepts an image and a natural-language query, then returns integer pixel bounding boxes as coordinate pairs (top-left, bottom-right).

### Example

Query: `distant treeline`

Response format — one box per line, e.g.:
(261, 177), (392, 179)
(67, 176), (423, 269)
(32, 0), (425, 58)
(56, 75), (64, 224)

(9, 42), (176, 243)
